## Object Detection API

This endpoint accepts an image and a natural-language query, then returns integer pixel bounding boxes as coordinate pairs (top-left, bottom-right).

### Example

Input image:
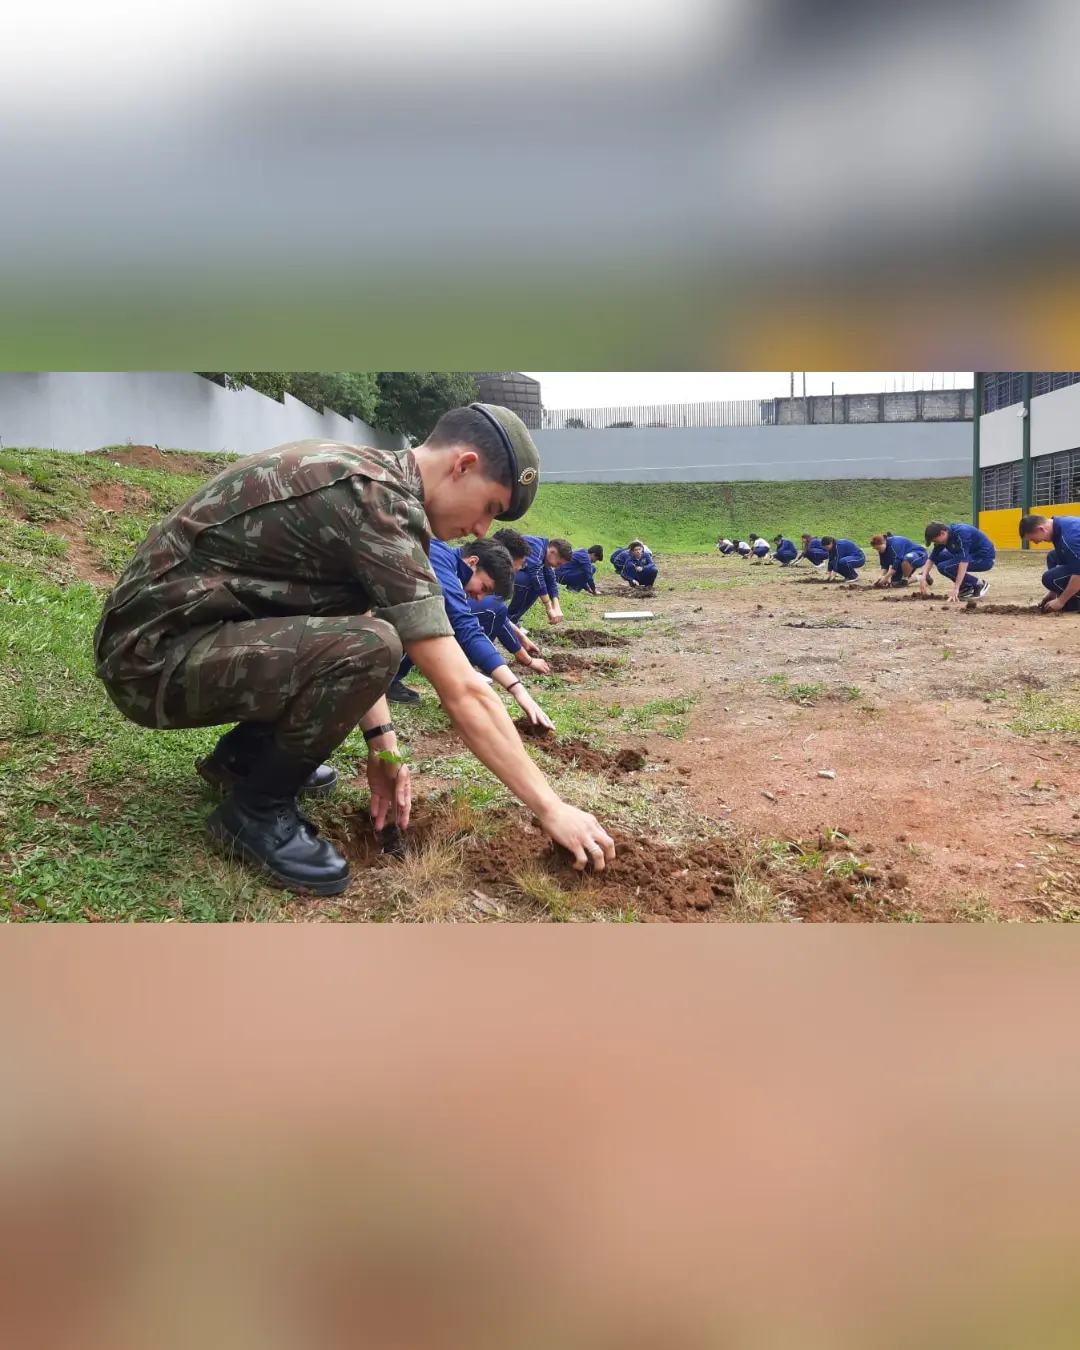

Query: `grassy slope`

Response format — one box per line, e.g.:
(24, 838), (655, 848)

(519, 478), (972, 554)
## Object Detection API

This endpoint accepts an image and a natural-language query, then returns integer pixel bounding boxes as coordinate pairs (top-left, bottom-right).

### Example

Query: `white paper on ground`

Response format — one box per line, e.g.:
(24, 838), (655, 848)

(604, 611), (654, 620)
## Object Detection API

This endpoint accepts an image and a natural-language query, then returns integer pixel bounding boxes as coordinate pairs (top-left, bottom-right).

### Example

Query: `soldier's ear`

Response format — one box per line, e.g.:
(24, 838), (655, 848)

(453, 449), (480, 478)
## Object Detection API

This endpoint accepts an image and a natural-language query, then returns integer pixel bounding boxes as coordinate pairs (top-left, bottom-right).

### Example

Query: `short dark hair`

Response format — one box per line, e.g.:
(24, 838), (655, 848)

(821, 536), (836, 548)
(491, 527), (529, 560)
(550, 537), (573, 563)
(628, 539), (644, 551)
(588, 544), (604, 561)
(425, 407), (513, 492)
(1019, 514), (1048, 537)
(924, 521), (949, 545)
(463, 538), (516, 600)
(801, 533), (812, 541)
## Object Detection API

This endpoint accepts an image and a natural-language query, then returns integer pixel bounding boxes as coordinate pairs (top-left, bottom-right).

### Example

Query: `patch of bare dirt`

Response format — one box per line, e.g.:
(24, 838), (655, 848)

(341, 809), (887, 922)
(547, 651), (621, 678)
(89, 482), (151, 512)
(515, 720), (646, 776)
(88, 445), (214, 475)
(39, 523), (115, 586)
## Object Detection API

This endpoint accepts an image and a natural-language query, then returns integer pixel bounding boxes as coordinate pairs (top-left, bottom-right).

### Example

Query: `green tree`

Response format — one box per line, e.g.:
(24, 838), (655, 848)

(372, 372), (480, 443)
(197, 373), (291, 401)
(286, 372), (379, 424)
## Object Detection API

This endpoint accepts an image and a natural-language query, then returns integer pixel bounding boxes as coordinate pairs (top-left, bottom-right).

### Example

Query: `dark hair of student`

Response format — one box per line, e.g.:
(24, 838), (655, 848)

(491, 527), (529, 560)
(588, 545), (604, 560)
(820, 536), (836, 548)
(924, 521), (949, 545)
(628, 539), (644, 551)
(425, 408), (514, 491)
(464, 538), (517, 600)
(1019, 514), (1048, 537)
(870, 534), (886, 548)
(550, 537), (574, 563)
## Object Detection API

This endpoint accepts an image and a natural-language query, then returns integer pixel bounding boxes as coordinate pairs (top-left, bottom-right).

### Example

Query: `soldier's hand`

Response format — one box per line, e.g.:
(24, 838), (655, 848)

(539, 804), (616, 871)
(367, 755), (412, 831)
(529, 656), (552, 676)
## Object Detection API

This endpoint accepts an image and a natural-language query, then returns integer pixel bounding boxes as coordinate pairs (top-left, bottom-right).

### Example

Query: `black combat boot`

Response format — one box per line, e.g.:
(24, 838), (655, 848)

(205, 743), (351, 895)
(197, 722), (338, 796)
(386, 680), (421, 705)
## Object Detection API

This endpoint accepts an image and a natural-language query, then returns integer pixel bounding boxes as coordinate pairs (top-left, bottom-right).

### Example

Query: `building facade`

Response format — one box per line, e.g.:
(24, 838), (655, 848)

(974, 373), (1080, 549)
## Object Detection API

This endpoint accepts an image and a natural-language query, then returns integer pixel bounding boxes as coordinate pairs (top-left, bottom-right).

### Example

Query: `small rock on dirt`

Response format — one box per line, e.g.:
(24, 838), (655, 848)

(817, 770), (837, 779)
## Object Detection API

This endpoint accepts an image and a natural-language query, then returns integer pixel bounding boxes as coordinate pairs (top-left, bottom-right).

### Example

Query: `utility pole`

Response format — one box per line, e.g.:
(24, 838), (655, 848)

(790, 372), (794, 399)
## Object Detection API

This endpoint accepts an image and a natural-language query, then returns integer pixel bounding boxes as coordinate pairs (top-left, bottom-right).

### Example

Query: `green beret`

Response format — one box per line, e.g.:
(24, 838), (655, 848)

(469, 403), (541, 521)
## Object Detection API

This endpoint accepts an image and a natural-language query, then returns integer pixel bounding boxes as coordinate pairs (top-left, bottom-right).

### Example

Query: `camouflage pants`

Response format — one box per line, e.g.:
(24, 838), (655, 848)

(104, 615), (402, 761)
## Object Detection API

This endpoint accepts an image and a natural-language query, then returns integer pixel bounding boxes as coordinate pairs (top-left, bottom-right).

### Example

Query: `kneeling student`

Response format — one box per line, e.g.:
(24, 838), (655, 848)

(388, 538), (553, 728)
(870, 533), (929, 588)
(619, 540), (658, 588)
(748, 533), (770, 564)
(772, 535), (798, 566)
(717, 537), (735, 555)
(799, 534), (829, 568)
(1019, 514), (1080, 611)
(735, 539), (752, 559)
(822, 536), (866, 581)
(555, 544), (603, 594)
(921, 521), (994, 601)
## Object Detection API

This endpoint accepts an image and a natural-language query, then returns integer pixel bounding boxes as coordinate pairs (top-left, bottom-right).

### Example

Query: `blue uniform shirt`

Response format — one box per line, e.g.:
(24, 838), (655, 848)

(931, 522), (995, 566)
(1050, 517), (1080, 572)
(555, 548), (597, 593)
(428, 539), (505, 677)
(801, 537), (829, 564)
(827, 539), (864, 571)
(879, 535), (925, 570)
(517, 535), (559, 601)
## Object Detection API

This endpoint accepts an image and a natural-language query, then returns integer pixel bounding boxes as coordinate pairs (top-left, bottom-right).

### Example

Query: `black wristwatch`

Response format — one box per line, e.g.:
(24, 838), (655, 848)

(363, 723), (395, 743)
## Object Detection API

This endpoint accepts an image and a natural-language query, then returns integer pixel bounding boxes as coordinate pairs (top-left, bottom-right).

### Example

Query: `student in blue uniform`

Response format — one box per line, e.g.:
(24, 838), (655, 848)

(920, 521), (994, 601)
(508, 535), (573, 626)
(748, 534), (770, 563)
(799, 534), (829, 567)
(387, 538), (554, 725)
(555, 545), (603, 594)
(821, 536), (866, 581)
(470, 527), (553, 673)
(772, 535), (798, 566)
(619, 540), (658, 588)
(870, 533), (929, 588)
(1019, 514), (1080, 611)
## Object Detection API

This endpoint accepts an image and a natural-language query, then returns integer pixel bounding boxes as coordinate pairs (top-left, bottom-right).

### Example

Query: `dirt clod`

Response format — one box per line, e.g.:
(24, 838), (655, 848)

(546, 628), (631, 649)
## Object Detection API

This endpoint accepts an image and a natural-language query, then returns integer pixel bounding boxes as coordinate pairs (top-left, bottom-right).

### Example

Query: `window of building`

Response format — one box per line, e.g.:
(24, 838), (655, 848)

(1032, 372), (1080, 397)
(1032, 449), (1080, 507)
(981, 372), (1025, 413)
(980, 460), (1023, 511)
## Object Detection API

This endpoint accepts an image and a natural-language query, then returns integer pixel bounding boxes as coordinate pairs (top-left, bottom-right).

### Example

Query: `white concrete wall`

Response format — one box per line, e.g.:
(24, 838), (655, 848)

(0, 372), (406, 456)
(1030, 381), (1080, 459)
(977, 405), (1024, 469)
(534, 422), (971, 483)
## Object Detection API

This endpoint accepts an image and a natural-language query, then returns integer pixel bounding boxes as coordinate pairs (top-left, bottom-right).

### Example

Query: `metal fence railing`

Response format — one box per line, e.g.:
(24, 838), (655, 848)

(540, 400), (770, 431)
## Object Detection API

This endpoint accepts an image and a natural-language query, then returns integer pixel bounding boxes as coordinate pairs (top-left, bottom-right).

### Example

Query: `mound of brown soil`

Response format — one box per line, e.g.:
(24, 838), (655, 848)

(547, 652), (621, 677)
(545, 628), (631, 649)
(88, 445), (216, 475)
(514, 720), (646, 776)
(960, 603), (1049, 616)
(342, 807), (887, 923)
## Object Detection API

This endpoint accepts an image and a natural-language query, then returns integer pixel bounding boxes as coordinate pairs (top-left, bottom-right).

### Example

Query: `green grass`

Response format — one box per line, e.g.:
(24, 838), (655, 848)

(518, 477), (971, 555)
(1009, 692), (1080, 739)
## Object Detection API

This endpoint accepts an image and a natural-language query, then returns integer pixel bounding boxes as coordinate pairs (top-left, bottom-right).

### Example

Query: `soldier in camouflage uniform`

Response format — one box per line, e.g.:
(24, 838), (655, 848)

(94, 404), (616, 896)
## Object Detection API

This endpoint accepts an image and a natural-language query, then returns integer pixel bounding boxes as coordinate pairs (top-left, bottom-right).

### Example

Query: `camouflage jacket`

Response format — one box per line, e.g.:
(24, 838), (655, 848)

(93, 441), (453, 686)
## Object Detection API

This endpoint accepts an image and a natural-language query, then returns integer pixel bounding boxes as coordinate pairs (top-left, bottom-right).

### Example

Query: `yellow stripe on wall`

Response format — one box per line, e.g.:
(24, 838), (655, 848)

(977, 508), (1023, 550)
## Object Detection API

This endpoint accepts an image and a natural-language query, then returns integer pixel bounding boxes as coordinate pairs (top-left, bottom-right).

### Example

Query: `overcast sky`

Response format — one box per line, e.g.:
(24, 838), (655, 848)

(525, 373), (974, 408)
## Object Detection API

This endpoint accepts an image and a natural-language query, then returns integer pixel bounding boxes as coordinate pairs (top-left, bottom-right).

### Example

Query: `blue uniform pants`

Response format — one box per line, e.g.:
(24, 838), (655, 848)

(833, 560), (861, 581)
(775, 547), (797, 565)
(936, 553), (993, 587)
(508, 577), (544, 623)
(1043, 563), (1080, 608)
(623, 564), (658, 586)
